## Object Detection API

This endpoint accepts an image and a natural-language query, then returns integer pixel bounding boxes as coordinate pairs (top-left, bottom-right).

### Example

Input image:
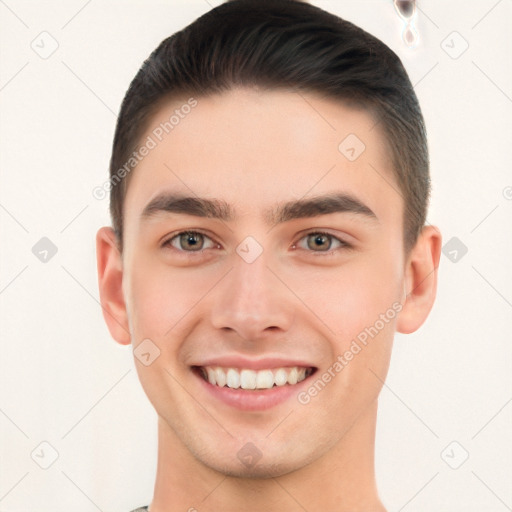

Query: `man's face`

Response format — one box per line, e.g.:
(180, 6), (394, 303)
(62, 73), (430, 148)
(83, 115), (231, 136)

(121, 88), (406, 477)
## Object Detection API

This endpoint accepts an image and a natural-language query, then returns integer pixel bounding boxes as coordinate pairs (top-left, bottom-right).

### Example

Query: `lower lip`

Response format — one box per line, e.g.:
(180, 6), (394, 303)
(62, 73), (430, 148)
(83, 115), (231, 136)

(193, 368), (314, 411)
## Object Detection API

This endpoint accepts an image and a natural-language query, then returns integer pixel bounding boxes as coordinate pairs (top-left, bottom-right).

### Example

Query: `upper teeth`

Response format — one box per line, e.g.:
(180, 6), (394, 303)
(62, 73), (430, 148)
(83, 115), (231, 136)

(201, 366), (311, 390)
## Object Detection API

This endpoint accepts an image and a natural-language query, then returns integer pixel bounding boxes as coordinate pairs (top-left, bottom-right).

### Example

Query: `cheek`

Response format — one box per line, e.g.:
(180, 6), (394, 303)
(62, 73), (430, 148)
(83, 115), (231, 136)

(125, 256), (218, 340)
(290, 249), (403, 348)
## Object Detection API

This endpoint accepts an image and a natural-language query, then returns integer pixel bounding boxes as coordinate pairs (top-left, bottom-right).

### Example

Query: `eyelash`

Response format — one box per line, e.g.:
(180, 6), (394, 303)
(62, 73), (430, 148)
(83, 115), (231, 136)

(161, 230), (352, 257)
(292, 230), (352, 255)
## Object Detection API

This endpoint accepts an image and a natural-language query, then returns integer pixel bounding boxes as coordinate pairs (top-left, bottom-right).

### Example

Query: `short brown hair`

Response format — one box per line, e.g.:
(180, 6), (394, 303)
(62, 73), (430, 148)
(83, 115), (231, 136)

(109, 0), (430, 253)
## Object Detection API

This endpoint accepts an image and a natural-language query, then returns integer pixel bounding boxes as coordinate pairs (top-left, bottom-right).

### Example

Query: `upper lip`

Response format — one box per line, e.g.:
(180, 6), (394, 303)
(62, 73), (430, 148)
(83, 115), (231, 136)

(192, 356), (316, 371)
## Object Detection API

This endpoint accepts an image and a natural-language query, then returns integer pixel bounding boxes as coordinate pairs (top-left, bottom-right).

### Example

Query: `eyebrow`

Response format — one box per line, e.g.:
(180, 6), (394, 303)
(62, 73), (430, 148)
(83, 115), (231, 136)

(141, 191), (378, 226)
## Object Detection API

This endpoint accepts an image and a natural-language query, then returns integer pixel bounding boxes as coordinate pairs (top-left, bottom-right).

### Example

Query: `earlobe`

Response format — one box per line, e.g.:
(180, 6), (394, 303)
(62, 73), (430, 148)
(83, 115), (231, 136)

(96, 227), (131, 345)
(396, 225), (442, 334)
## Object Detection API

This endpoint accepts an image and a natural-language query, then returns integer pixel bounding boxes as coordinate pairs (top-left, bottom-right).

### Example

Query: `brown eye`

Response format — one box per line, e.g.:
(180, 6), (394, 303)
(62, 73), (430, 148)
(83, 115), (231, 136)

(178, 232), (204, 251)
(164, 231), (216, 252)
(294, 231), (351, 255)
(306, 233), (332, 251)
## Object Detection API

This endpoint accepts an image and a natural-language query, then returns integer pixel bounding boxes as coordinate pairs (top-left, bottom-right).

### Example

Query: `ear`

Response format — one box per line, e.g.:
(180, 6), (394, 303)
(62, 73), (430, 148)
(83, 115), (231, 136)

(96, 227), (131, 345)
(396, 225), (442, 334)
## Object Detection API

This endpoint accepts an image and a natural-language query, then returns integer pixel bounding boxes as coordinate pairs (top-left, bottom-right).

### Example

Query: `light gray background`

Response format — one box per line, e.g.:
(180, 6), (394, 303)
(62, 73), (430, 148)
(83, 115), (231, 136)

(1, 1), (511, 511)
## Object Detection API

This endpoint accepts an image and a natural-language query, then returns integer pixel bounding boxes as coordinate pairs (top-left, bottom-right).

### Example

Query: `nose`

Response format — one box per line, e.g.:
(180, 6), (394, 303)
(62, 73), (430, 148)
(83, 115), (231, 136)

(210, 252), (294, 342)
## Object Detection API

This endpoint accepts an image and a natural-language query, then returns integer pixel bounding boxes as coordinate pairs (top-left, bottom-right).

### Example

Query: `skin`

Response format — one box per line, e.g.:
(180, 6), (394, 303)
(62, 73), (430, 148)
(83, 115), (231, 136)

(96, 88), (441, 511)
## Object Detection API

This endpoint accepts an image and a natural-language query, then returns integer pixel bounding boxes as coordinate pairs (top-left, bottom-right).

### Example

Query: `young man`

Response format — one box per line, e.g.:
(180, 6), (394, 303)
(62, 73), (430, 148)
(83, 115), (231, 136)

(96, 0), (441, 510)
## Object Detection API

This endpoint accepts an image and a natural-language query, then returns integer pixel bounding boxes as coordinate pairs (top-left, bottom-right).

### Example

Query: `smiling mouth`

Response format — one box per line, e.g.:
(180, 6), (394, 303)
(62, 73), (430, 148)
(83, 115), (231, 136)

(193, 366), (316, 390)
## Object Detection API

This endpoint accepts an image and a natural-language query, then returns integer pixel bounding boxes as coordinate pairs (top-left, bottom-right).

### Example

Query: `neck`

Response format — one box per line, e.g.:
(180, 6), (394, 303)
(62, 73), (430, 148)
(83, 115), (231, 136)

(149, 399), (385, 512)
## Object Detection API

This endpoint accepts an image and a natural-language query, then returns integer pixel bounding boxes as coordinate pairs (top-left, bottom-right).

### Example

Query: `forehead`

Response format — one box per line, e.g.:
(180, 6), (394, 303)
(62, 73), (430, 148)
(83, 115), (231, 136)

(123, 87), (401, 232)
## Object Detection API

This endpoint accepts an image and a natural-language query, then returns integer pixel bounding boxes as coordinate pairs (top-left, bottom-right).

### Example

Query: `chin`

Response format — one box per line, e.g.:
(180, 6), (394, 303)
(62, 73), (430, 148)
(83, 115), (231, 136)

(203, 457), (306, 479)
(191, 438), (322, 480)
